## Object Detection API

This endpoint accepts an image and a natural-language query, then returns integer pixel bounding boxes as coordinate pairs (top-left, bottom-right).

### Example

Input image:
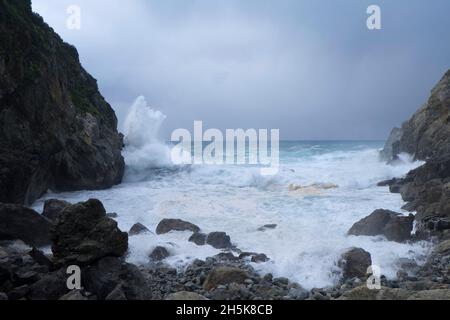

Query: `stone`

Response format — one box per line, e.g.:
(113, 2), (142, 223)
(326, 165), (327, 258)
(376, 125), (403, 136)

(188, 233), (207, 246)
(348, 209), (413, 242)
(28, 270), (68, 300)
(339, 248), (372, 280)
(42, 199), (71, 222)
(166, 291), (208, 300)
(107, 213), (118, 218)
(83, 257), (151, 300)
(203, 267), (249, 291)
(51, 199), (128, 265)
(28, 247), (54, 270)
(149, 246), (170, 261)
(128, 223), (152, 236)
(206, 232), (232, 249)
(156, 219), (200, 235)
(0, 203), (51, 247)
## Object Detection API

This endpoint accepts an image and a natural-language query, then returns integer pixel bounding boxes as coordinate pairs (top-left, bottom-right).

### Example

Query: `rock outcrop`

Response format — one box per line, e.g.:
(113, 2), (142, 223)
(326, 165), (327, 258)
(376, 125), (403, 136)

(156, 219), (200, 235)
(348, 209), (414, 242)
(0, 0), (124, 205)
(51, 199), (128, 265)
(338, 248), (372, 280)
(381, 69), (450, 162)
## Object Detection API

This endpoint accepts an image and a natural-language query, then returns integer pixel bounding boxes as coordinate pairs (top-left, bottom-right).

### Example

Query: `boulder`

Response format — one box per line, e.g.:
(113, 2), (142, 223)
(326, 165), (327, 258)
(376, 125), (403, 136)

(166, 291), (208, 300)
(83, 257), (151, 300)
(51, 199), (128, 265)
(42, 199), (71, 222)
(189, 233), (207, 246)
(149, 246), (170, 261)
(206, 232), (232, 249)
(348, 209), (414, 242)
(128, 223), (152, 236)
(338, 248), (372, 280)
(203, 267), (249, 291)
(156, 219), (200, 235)
(28, 269), (68, 300)
(0, 203), (51, 247)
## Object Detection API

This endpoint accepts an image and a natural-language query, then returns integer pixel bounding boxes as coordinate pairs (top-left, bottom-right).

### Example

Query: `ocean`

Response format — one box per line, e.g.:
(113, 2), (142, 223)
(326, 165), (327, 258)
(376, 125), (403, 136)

(30, 98), (431, 289)
(32, 137), (431, 289)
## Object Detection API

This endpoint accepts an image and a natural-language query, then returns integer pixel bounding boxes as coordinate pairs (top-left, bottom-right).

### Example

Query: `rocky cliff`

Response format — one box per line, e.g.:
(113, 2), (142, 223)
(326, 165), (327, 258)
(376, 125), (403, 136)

(0, 0), (124, 204)
(382, 69), (450, 162)
(381, 69), (450, 240)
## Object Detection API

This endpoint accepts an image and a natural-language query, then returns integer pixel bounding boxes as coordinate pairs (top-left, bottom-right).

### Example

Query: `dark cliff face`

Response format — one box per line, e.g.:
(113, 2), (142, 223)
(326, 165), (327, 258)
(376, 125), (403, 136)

(381, 69), (450, 239)
(0, 0), (125, 204)
(382, 69), (450, 162)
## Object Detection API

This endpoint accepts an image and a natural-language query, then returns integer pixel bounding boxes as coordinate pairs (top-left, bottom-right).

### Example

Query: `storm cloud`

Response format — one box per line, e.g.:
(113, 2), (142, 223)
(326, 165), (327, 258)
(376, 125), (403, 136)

(32, 0), (450, 140)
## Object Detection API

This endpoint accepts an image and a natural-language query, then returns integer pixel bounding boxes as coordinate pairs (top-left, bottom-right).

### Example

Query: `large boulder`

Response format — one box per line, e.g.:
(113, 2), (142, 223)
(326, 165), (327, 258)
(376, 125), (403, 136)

(0, 203), (51, 247)
(203, 267), (249, 291)
(156, 219), (200, 235)
(348, 209), (414, 242)
(338, 248), (372, 280)
(128, 223), (152, 236)
(0, 0), (124, 205)
(51, 199), (128, 265)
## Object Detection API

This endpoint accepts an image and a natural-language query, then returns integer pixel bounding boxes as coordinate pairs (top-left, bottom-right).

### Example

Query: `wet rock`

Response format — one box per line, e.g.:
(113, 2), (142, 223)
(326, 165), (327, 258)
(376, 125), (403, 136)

(107, 213), (118, 219)
(128, 223), (152, 236)
(239, 252), (269, 263)
(28, 270), (68, 300)
(166, 291), (208, 300)
(189, 233), (207, 246)
(28, 247), (54, 270)
(51, 199), (128, 265)
(257, 224), (277, 232)
(156, 219), (200, 235)
(348, 209), (414, 242)
(83, 257), (151, 300)
(203, 267), (249, 291)
(288, 285), (309, 300)
(338, 286), (411, 300)
(339, 248), (372, 280)
(149, 246), (170, 261)
(206, 232), (232, 249)
(105, 285), (127, 300)
(0, 204), (51, 247)
(42, 199), (71, 222)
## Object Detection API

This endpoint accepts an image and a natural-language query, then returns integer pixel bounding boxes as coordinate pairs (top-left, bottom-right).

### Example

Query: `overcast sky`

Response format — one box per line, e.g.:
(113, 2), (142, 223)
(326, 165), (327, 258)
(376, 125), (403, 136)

(32, 0), (450, 140)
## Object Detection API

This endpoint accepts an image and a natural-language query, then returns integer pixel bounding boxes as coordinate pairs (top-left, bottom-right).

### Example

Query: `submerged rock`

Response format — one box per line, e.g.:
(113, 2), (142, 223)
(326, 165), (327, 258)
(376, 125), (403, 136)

(348, 209), (414, 242)
(0, 203), (51, 247)
(189, 233), (207, 246)
(206, 232), (232, 249)
(51, 199), (128, 265)
(338, 248), (372, 280)
(156, 219), (200, 235)
(128, 223), (152, 236)
(149, 246), (170, 261)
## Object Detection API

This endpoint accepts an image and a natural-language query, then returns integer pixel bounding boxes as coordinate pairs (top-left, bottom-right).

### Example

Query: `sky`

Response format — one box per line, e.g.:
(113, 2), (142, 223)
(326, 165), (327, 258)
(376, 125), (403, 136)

(32, 0), (450, 140)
